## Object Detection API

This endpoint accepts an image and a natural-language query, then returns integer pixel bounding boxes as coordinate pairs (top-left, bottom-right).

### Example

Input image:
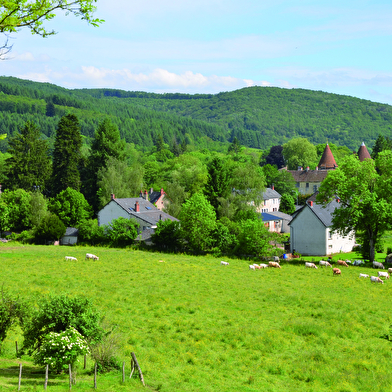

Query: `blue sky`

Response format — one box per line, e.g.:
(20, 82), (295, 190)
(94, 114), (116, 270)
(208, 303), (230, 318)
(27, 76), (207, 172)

(2, 0), (392, 104)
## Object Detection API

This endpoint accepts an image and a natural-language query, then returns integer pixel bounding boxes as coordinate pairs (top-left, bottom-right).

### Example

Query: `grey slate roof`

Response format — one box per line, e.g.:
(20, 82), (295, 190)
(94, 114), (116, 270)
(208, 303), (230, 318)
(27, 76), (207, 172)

(290, 199), (340, 228)
(262, 188), (281, 200)
(113, 198), (179, 226)
(64, 227), (79, 236)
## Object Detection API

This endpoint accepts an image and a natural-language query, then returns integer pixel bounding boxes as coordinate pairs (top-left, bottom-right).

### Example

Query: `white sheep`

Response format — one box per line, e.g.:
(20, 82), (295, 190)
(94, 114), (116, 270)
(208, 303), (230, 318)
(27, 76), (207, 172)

(65, 256), (77, 261)
(305, 262), (318, 269)
(378, 271), (389, 279)
(319, 260), (332, 268)
(370, 276), (384, 284)
(249, 265), (256, 270)
(359, 273), (369, 278)
(220, 261), (229, 266)
(85, 253), (99, 261)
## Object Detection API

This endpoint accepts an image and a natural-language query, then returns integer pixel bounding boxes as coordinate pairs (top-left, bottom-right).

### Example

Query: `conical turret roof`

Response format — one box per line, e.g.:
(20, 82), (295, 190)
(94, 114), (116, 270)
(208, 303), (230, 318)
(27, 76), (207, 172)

(318, 144), (337, 170)
(357, 142), (371, 161)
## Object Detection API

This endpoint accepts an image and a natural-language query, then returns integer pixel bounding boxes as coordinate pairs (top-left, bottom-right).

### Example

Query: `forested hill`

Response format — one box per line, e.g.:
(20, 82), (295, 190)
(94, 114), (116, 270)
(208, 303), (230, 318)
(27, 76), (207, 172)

(78, 86), (392, 151)
(1, 76), (392, 152)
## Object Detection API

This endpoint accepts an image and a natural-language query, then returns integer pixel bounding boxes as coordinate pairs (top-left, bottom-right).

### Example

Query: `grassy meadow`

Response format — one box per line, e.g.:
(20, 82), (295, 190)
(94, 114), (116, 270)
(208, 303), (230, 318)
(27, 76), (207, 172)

(1, 244), (392, 391)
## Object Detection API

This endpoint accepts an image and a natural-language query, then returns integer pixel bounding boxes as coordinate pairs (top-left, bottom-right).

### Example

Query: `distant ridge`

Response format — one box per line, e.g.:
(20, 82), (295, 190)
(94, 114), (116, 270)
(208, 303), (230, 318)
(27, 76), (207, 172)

(1, 76), (392, 152)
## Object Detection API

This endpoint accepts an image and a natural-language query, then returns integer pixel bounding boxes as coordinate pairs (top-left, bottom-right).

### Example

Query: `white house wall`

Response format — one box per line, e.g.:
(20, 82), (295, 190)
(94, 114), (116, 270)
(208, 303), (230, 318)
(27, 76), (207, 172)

(290, 207), (327, 255)
(327, 228), (356, 255)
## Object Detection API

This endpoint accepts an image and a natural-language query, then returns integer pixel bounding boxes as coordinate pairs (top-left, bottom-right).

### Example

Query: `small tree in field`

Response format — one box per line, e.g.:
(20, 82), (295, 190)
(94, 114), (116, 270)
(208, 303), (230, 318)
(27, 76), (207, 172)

(33, 327), (89, 373)
(34, 213), (66, 244)
(22, 294), (103, 356)
(105, 217), (139, 247)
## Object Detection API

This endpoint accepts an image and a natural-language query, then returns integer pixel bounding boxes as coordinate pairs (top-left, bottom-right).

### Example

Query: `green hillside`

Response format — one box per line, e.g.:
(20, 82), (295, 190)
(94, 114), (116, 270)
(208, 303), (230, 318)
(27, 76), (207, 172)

(1, 76), (392, 152)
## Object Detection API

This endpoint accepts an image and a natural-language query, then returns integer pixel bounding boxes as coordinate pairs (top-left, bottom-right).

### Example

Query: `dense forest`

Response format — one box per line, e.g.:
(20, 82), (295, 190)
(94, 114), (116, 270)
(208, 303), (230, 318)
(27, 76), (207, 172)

(1, 76), (392, 152)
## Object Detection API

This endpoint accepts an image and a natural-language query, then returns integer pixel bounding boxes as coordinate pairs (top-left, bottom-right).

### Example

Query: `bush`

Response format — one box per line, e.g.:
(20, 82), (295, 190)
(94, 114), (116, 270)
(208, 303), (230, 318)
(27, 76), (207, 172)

(33, 327), (89, 373)
(22, 294), (103, 355)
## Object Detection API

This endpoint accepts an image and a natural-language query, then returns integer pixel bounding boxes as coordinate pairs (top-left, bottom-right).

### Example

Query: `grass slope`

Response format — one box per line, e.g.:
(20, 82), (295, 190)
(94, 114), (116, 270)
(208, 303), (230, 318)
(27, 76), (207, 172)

(1, 244), (391, 391)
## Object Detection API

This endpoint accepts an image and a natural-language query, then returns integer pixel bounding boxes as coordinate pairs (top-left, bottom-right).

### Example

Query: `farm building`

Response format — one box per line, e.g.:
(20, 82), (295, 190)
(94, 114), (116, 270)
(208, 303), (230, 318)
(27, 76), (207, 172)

(97, 194), (178, 238)
(289, 198), (356, 256)
(60, 227), (79, 245)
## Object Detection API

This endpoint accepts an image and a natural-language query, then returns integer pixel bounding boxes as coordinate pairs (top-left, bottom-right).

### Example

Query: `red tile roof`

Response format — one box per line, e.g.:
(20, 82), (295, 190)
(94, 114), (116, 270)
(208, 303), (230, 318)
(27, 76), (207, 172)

(318, 144), (337, 169)
(357, 142), (372, 161)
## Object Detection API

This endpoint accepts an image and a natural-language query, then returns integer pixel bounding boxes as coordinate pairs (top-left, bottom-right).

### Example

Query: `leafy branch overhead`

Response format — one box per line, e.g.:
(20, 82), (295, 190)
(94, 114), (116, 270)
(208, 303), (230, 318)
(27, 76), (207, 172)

(0, 1), (103, 36)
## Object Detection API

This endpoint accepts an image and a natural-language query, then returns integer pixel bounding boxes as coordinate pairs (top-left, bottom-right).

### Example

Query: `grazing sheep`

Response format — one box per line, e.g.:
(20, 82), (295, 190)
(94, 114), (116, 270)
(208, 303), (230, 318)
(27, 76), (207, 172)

(221, 261), (229, 266)
(253, 264), (261, 269)
(373, 261), (385, 269)
(65, 256), (77, 261)
(353, 260), (365, 266)
(337, 260), (349, 267)
(359, 273), (369, 278)
(378, 271), (389, 279)
(259, 264), (269, 269)
(305, 262), (318, 269)
(249, 265), (256, 270)
(388, 268), (392, 274)
(268, 261), (281, 269)
(333, 268), (341, 276)
(319, 260), (332, 268)
(273, 256), (280, 263)
(370, 276), (384, 284)
(85, 253), (99, 261)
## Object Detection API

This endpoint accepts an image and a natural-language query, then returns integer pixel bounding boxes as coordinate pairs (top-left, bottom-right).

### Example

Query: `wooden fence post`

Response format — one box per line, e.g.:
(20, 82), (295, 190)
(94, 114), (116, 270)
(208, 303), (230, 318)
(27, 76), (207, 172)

(94, 362), (97, 389)
(84, 354), (87, 369)
(18, 363), (22, 391)
(69, 364), (72, 390)
(131, 352), (145, 386)
(122, 361), (125, 383)
(44, 364), (49, 390)
(15, 341), (18, 357)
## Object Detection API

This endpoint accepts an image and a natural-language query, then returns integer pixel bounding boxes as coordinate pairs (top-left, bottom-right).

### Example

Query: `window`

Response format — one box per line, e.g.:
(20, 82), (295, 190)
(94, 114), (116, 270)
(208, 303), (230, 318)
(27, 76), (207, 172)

(328, 231), (333, 240)
(296, 182), (300, 188)
(313, 185), (318, 192)
(306, 182), (309, 188)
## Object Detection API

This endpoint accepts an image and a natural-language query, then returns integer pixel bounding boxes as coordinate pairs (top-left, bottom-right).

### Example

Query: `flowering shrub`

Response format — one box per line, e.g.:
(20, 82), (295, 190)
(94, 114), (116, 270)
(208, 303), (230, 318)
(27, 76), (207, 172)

(33, 327), (89, 373)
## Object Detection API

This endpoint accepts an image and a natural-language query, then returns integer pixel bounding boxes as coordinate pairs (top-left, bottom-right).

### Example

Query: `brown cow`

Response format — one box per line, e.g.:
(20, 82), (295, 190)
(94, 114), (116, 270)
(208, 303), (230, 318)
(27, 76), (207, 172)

(333, 268), (341, 276)
(337, 260), (349, 267)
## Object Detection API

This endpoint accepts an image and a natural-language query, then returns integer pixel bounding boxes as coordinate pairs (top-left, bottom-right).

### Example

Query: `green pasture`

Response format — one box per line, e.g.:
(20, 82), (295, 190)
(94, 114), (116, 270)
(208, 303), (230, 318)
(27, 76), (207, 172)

(1, 244), (392, 391)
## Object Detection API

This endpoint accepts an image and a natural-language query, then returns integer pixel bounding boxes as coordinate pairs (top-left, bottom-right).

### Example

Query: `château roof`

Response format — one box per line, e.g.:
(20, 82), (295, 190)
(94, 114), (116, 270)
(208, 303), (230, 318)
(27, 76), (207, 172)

(357, 142), (372, 161)
(318, 144), (337, 170)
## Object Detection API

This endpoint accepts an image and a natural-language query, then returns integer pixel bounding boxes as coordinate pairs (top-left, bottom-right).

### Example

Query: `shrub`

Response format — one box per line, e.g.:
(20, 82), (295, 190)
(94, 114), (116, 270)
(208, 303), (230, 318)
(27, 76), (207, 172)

(90, 329), (122, 373)
(33, 327), (89, 373)
(22, 294), (103, 355)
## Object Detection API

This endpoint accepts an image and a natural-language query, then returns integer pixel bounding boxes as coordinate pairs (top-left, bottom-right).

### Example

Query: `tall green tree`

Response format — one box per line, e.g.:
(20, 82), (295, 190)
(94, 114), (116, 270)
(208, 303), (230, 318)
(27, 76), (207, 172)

(283, 137), (318, 170)
(51, 114), (82, 195)
(5, 121), (51, 192)
(85, 118), (126, 211)
(371, 134), (392, 159)
(96, 157), (144, 210)
(1, 189), (32, 231)
(279, 193), (295, 215)
(49, 187), (92, 227)
(204, 157), (230, 218)
(317, 151), (392, 263)
(180, 193), (217, 253)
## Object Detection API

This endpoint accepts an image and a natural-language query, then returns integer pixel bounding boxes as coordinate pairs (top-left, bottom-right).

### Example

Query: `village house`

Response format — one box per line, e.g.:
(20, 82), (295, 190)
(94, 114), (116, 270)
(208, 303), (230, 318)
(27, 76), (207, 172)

(261, 210), (292, 233)
(289, 197), (356, 256)
(257, 186), (281, 213)
(97, 194), (178, 241)
(139, 188), (169, 211)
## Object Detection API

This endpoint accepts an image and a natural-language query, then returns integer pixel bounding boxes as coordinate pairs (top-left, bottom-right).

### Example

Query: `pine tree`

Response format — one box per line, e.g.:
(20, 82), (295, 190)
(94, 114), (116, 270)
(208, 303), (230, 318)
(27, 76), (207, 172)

(204, 157), (230, 218)
(51, 114), (82, 196)
(84, 118), (126, 211)
(5, 121), (51, 192)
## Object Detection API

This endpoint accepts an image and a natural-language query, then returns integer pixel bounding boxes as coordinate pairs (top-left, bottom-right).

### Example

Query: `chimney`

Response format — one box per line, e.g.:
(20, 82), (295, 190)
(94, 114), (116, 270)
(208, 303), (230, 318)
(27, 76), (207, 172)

(159, 214), (162, 220)
(135, 201), (140, 212)
(337, 198), (340, 203)
(150, 187), (154, 195)
(111, 193), (115, 200)
(144, 190), (148, 200)
(160, 188), (164, 195)
(306, 166), (310, 172)
(298, 166), (303, 171)
(272, 184), (274, 190)
(309, 201), (313, 207)
(316, 166), (318, 171)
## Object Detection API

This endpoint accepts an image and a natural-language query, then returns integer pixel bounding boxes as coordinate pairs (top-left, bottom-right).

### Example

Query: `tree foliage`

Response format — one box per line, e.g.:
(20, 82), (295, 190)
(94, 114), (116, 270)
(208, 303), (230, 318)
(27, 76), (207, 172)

(180, 192), (217, 253)
(49, 187), (92, 227)
(5, 121), (51, 192)
(279, 193), (295, 215)
(51, 114), (82, 195)
(151, 219), (182, 252)
(283, 137), (318, 170)
(105, 216), (139, 247)
(34, 213), (66, 243)
(0, 286), (24, 344)
(0, 0), (103, 56)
